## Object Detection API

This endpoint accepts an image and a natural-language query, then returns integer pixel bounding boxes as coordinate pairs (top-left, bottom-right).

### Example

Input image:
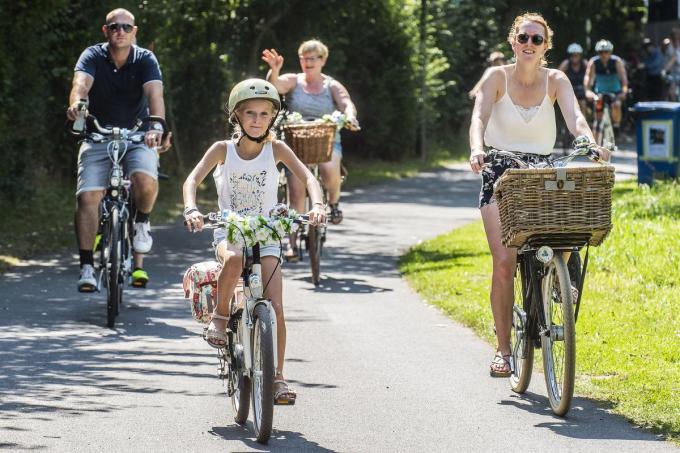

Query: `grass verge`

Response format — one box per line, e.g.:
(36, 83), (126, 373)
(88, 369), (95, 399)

(399, 180), (680, 443)
(0, 176), (200, 272)
(343, 137), (468, 190)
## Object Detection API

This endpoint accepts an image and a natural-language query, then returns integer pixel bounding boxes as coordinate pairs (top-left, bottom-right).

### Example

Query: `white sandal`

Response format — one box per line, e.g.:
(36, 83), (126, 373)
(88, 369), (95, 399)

(203, 313), (229, 349)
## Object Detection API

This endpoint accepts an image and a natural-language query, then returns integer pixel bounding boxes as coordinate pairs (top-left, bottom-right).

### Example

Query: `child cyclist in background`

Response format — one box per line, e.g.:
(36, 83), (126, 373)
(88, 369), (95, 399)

(182, 78), (326, 403)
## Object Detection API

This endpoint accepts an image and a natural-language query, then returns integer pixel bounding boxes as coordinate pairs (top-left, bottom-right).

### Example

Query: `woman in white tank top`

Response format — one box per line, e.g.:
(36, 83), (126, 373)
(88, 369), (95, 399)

(182, 79), (326, 403)
(467, 14), (611, 377)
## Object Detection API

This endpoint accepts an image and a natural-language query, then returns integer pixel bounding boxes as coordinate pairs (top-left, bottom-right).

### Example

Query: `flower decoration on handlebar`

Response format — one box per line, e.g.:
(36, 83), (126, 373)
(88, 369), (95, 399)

(282, 110), (346, 130)
(321, 110), (347, 129)
(220, 207), (300, 248)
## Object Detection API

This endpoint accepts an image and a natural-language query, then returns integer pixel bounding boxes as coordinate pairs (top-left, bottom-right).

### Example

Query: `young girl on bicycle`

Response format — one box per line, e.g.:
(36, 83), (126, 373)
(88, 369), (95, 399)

(182, 78), (326, 403)
(468, 13), (610, 377)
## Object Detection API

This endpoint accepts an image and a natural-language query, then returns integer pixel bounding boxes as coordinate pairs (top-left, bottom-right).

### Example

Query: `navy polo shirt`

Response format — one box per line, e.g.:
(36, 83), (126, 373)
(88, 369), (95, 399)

(74, 43), (162, 128)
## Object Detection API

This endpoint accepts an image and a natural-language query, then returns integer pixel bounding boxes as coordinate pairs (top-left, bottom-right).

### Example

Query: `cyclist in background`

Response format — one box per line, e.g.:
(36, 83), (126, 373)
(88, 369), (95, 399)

(584, 39), (629, 136)
(663, 29), (680, 101)
(558, 43), (587, 115)
(66, 8), (170, 292)
(641, 38), (665, 101)
(469, 51), (508, 99)
(263, 39), (360, 261)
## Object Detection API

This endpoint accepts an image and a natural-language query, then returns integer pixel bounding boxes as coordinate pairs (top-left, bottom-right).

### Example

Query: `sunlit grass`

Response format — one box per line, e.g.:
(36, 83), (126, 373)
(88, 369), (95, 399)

(400, 180), (680, 443)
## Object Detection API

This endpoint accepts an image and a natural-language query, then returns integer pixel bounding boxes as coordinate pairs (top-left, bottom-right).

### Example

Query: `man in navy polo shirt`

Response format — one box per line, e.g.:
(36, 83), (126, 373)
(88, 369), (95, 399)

(66, 8), (169, 292)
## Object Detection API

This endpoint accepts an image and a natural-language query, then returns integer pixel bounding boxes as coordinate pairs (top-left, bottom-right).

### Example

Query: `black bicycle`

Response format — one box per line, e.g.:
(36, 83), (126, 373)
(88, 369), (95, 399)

(277, 112), (357, 286)
(592, 92), (617, 148)
(69, 105), (167, 327)
(487, 137), (614, 416)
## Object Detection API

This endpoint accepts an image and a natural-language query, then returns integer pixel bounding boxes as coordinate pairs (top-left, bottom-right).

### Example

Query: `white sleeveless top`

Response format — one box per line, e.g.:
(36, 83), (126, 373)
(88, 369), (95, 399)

(213, 140), (279, 216)
(484, 68), (556, 155)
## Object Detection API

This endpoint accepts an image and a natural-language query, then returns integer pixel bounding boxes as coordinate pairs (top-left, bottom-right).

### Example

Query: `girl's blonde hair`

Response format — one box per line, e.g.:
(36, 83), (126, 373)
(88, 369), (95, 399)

(298, 39), (329, 59)
(229, 100), (277, 143)
(507, 12), (553, 67)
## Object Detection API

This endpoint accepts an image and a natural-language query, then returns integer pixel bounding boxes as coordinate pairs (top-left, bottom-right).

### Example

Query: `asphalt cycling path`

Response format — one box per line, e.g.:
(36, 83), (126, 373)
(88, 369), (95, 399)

(0, 152), (674, 452)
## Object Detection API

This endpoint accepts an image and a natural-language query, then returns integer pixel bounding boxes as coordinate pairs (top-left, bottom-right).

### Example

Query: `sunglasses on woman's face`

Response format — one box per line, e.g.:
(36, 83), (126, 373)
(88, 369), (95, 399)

(516, 33), (545, 45)
(106, 23), (134, 33)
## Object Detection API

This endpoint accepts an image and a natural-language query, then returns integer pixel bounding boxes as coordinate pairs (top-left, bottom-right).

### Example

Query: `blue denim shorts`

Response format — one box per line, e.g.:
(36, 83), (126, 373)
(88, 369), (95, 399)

(76, 141), (158, 195)
(212, 228), (281, 260)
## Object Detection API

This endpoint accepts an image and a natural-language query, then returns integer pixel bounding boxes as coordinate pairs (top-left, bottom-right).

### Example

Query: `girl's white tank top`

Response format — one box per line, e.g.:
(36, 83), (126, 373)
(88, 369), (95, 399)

(213, 140), (279, 216)
(484, 68), (556, 155)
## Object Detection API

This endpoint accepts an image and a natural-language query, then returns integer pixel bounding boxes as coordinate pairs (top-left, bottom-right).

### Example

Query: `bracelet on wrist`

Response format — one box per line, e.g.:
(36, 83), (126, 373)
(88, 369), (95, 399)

(183, 207), (198, 217)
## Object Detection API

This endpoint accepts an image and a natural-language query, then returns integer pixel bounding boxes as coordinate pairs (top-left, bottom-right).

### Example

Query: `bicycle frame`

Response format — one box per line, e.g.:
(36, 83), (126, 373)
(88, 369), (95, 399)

(230, 244), (279, 376)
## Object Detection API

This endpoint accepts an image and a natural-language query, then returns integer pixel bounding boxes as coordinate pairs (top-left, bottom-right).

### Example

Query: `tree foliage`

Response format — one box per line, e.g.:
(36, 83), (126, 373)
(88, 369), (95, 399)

(0, 0), (646, 203)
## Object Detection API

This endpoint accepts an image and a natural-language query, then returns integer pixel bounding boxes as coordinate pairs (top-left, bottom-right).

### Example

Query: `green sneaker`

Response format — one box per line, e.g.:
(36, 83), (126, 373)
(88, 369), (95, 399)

(131, 267), (149, 288)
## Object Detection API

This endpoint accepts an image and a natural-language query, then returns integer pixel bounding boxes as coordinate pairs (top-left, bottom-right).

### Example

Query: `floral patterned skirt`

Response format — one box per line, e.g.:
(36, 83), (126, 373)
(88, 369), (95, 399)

(479, 150), (551, 209)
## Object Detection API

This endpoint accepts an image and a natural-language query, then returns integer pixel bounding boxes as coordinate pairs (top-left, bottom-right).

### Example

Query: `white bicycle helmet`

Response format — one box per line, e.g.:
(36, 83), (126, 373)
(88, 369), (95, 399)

(595, 39), (614, 53)
(227, 78), (281, 142)
(227, 78), (281, 115)
(567, 43), (583, 54)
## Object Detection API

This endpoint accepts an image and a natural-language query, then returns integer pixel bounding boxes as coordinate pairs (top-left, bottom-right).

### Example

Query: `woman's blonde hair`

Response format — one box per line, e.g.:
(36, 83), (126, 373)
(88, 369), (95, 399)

(507, 13), (553, 67)
(298, 39), (328, 59)
(229, 100), (277, 143)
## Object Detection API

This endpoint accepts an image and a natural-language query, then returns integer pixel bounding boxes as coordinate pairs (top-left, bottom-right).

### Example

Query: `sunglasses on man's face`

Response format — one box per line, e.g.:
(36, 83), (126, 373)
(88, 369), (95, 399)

(516, 33), (545, 45)
(107, 23), (134, 33)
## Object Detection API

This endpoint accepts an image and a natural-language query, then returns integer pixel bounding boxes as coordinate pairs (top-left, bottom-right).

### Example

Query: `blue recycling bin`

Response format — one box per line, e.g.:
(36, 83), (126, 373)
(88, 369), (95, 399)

(630, 102), (680, 185)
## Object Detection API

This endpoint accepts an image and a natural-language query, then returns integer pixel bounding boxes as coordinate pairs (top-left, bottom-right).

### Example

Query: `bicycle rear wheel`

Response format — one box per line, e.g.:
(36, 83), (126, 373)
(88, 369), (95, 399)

(510, 258), (534, 394)
(307, 225), (322, 286)
(540, 253), (576, 416)
(251, 303), (274, 444)
(106, 206), (123, 328)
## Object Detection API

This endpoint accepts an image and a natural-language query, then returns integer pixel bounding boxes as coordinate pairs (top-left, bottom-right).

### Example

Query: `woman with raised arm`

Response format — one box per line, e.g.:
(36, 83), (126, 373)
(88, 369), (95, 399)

(263, 39), (359, 261)
(468, 13), (610, 377)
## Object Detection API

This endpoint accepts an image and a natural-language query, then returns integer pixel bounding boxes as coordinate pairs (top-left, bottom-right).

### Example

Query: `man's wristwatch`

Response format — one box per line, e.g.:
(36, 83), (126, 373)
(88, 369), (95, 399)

(150, 122), (164, 133)
(183, 207), (198, 217)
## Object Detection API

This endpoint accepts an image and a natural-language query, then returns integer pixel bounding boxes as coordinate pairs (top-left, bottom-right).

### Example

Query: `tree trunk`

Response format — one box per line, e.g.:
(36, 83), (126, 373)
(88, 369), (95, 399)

(418, 0), (428, 160)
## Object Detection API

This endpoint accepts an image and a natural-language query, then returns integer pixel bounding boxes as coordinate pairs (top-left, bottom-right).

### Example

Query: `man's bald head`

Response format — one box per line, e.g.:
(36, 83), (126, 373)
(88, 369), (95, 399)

(106, 8), (135, 25)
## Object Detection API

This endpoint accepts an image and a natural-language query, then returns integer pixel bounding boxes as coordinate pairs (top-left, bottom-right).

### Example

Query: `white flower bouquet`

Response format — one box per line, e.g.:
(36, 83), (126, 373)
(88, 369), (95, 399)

(283, 110), (346, 130)
(321, 110), (347, 129)
(219, 204), (300, 248)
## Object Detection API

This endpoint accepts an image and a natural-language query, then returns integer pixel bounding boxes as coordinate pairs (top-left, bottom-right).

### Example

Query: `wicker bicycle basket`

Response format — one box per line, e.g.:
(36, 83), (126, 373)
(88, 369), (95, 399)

(494, 166), (615, 248)
(282, 122), (337, 164)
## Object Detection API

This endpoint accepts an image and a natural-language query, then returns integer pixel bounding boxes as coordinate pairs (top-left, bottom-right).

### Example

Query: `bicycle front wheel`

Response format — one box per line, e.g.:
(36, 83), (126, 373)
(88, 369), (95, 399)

(540, 253), (576, 416)
(230, 315), (251, 424)
(308, 225), (322, 286)
(106, 206), (123, 328)
(251, 303), (274, 444)
(510, 259), (534, 394)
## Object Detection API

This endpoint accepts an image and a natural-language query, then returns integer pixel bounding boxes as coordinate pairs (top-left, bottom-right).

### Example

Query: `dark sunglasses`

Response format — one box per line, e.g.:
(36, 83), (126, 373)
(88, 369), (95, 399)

(106, 23), (134, 33)
(516, 33), (545, 45)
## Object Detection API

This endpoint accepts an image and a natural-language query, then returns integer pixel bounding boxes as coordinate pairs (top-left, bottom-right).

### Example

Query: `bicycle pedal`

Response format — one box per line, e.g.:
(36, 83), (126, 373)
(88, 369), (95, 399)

(274, 398), (296, 406)
(131, 280), (147, 288)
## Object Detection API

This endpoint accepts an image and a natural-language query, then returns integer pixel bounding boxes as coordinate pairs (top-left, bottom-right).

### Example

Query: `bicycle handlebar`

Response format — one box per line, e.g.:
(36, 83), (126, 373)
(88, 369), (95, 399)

(483, 135), (609, 168)
(67, 110), (168, 142)
(183, 212), (316, 229)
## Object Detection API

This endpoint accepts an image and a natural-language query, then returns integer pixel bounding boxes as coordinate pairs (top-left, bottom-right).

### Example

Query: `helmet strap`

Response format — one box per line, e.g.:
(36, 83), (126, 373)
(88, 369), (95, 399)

(234, 116), (277, 145)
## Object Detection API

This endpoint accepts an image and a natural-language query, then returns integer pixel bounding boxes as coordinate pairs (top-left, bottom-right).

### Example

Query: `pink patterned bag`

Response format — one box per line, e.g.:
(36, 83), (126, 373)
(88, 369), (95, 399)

(182, 261), (222, 324)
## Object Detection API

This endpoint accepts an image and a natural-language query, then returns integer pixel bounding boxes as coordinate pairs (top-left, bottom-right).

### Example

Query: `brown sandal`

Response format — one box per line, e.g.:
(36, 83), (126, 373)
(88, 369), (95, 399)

(273, 379), (297, 405)
(490, 353), (512, 377)
(284, 246), (299, 263)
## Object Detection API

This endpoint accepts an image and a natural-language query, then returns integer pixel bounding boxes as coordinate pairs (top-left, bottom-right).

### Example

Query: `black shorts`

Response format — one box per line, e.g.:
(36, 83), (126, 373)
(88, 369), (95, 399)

(479, 151), (551, 209)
